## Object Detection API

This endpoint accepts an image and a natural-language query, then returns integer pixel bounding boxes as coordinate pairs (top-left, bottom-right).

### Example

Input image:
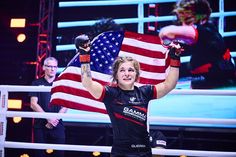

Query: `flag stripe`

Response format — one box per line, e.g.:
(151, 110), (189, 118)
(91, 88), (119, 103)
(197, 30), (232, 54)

(57, 66), (111, 85)
(140, 63), (166, 73)
(124, 31), (163, 45)
(51, 86), (94, 100)
(121, 43), (166, 58)
(119, 50), (166, 66)
(51, 98), (107, 114)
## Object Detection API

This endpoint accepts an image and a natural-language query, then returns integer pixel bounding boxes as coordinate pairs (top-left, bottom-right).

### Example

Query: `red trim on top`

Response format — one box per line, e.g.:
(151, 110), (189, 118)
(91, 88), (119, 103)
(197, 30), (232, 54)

(191, 63), (212, 74)
(97, 86), (106, 101)
(133, 106), (147, 113)
(223, 48), (231, 60)
(153, 85), (157, 99)
(114, 113), (145, 126)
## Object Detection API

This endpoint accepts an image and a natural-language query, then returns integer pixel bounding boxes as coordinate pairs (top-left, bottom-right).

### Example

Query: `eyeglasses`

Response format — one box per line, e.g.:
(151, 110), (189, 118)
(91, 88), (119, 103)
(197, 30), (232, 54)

(44, 65), (58, 69)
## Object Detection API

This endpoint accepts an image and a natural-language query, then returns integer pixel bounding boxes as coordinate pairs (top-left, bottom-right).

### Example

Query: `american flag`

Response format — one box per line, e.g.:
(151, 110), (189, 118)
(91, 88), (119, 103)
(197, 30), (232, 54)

(50, 31), (168, 114)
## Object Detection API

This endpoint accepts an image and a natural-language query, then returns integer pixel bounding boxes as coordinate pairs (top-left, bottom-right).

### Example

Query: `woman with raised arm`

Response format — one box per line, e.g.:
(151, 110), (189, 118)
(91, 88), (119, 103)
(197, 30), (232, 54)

(74, 34), (183, 157)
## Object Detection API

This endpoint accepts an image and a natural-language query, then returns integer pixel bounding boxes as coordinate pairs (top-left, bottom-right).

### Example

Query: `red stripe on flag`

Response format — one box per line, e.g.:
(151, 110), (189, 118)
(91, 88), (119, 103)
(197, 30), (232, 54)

(56, 73), (81, 82)
(139, 62), (166, 73)
(121, 44), (165, 58)
(114, 113), (145, 126)
(138, 77), (164, 85)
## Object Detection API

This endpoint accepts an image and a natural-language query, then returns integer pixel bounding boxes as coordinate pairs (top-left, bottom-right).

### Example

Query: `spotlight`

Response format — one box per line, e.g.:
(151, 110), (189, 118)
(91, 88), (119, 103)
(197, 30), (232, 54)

(92, 151), (101, 156)
(13, 117), (22, 123)
(10, 18), (26, 28)
(46, 149), (53, 154)
(17, 33), (26, 42)
(20, 153), (29, 157)
(8, 99), (22, 109)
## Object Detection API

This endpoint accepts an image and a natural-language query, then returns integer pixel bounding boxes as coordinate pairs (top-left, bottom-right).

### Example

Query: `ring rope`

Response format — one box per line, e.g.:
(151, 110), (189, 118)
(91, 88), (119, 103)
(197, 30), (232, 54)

(1, 85), (236, 156)
(4, 141), (236, 157)
(170, 89), (236, 96)
(3, 111), (236, 125)
(0, 85), (236, 96)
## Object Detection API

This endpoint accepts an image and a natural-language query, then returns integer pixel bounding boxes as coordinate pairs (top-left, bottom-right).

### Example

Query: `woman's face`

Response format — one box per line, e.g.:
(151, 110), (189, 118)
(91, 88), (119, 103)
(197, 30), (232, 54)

(116, 61), (137, 90)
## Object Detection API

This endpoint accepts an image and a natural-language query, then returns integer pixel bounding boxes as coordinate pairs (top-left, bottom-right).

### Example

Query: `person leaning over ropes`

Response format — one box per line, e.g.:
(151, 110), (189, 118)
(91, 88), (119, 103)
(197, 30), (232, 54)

(74, 34), (184, 157)
(159, 0), (236, 89)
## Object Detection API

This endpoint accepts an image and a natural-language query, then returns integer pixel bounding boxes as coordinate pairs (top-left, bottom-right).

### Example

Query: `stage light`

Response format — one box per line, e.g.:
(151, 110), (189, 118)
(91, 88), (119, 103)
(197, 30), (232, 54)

(20, 153), (29, 157)
(8, 99), (22, 109)
(46, 149), (53, 154)
(13, 117), (22, 123)
(92, 151), (101, 156)
(17, 33), (26, 42)
(10, 18), (26, 28)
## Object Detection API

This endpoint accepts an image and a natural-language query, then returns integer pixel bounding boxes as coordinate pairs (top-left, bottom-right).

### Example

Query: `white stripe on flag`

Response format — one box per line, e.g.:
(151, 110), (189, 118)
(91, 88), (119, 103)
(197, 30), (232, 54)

(123, 37), (167, 53)
(119, 51), (166, 66)
(51, 93), (106, 110)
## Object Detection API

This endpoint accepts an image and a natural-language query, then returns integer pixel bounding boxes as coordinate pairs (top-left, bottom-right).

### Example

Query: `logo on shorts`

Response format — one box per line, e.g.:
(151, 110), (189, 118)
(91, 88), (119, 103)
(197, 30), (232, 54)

(131, 144), (146, 148)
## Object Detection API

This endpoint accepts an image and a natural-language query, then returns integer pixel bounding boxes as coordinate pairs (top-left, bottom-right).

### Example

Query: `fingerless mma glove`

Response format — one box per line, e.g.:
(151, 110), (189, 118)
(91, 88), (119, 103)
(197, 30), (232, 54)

(74, 34), (91, 64)
(169, 47), (181, 68)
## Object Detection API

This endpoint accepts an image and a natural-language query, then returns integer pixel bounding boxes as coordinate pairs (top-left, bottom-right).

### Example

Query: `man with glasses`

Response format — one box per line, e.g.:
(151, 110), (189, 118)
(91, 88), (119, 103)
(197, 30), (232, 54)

(29, 57), (67, 157)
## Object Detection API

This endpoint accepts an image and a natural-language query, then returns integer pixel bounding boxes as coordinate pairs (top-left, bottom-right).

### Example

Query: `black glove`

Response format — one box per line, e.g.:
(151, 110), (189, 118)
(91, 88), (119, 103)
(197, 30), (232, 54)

(75, 34), (90, 49)
(74, 34), (91, 63)
(168, 41), (184, 68)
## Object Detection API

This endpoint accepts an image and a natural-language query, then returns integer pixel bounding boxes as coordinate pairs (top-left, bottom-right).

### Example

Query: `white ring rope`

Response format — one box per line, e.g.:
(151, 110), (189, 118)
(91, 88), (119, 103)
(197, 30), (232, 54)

(3, 111), (236, 126)
(1, 85), (236, 95)
(1, 85), (236, 156)
(4, 141), (236, 157)
(170, 89), (236, 96)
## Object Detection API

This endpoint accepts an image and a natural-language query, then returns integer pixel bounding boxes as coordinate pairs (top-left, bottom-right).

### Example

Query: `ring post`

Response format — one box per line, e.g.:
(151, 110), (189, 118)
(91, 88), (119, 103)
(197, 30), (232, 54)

(0, 88), (8, 157)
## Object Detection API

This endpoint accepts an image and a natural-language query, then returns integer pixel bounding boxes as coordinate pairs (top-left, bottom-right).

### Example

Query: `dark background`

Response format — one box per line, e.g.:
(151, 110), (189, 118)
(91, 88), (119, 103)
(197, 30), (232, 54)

(1, 0), (236, 157)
